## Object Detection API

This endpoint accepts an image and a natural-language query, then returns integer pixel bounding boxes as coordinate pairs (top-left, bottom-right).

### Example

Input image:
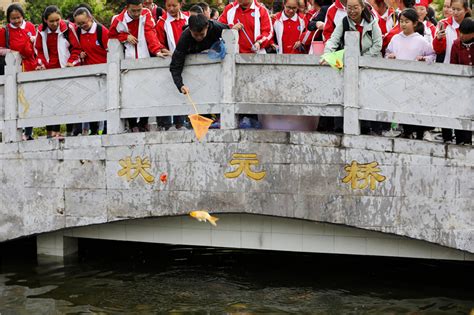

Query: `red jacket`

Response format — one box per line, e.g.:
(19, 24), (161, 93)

(78, 22), (109, 65)
(155, 11), (189, 52)
(35, 20), (82, 69)
(272, 12), (307, 54)
(322, 0), (346, 42)
(109, 8), (163, 58)
(382, 23), (400, 53)
(433, 17), (460, 63)
(219, 0), (273, 53)
(450, 39), (473, 65)
(0, 21), (37, 71)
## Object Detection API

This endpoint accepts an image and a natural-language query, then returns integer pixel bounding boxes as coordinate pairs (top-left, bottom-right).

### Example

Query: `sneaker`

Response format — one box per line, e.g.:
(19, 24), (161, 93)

(422, 131), (433, 142)
(382, 129), (401, 137)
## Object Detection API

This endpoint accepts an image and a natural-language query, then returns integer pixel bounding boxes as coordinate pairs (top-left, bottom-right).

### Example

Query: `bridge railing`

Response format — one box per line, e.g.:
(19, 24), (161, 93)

(0, 30), (472, 143)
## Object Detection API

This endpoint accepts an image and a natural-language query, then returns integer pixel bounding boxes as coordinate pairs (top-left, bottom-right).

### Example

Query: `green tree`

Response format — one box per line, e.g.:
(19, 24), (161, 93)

(24, 0), (122, 27)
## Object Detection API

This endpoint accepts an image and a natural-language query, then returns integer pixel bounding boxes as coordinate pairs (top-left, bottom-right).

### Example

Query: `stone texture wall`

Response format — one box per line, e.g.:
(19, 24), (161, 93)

(0, 130), (472, 253)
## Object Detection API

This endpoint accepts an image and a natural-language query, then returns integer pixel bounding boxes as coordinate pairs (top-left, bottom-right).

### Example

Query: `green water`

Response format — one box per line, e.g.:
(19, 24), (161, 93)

(0, 238), (473, 314)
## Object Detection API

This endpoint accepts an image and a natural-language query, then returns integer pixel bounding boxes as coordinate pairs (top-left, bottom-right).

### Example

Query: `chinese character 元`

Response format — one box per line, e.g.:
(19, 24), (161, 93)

(224, 153), (266, 180)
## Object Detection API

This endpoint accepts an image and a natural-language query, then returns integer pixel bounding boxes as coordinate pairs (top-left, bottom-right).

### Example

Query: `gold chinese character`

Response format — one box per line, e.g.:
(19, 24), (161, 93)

(118, 156), (155, 184)
(342, 161), (386, 190)
(224, 153), (266, 180)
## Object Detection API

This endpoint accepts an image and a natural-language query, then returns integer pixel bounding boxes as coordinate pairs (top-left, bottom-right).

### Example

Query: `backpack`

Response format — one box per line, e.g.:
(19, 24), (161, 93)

(76, 22), (105, 49)
(337, 17), (372, 51)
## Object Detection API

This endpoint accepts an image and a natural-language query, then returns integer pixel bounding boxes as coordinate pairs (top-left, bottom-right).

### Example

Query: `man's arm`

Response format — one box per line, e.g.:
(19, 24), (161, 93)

(169, 45), (187, 92)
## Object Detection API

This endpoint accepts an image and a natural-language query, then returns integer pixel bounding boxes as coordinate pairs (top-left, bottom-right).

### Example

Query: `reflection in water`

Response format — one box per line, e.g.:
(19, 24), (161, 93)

(0, 238), (473, 314)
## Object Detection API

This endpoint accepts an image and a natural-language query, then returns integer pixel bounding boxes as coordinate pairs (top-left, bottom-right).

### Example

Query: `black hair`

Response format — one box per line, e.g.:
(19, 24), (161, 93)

(127, 0), (144, 5)
(73, 7), (93, 18)
(402, 0), (416, 8)
(196, 2), (210, 11)
(67, 3), (93, 22)
(459, 17), (474, 34)
(427, 6), (437, 25)
(210, 7), (219, 18)
(273, 0), (283, 13)
(42, 5), (61, 31)
(400, 8), (425, 35)
(190, 4), (204, 14)
(188, 13), (209, 32)
(6, 3), (25, 23)
(355, 0), (373, 23)
(450, 0), (472, 17)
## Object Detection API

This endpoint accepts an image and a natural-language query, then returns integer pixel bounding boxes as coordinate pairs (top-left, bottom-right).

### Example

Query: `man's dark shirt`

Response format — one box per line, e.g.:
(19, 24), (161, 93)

(170, 20), (229, 91)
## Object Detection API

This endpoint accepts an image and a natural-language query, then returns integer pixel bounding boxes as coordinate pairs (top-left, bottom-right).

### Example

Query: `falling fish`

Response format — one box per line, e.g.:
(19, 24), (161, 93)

(189, 210), (219, 226)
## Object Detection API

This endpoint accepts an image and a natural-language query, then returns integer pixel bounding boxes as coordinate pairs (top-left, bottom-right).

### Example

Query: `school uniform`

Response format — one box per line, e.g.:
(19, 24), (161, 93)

(35, 20), (82, 69)
(78, 22), (108, 65)
(374, 7), (396, 35)
(219, 0), (273, 53)
(156, 11), (189, 53)
(78, 22), (109, 135)
(450, 38), (473, 144)
(110, 8), (163, 131)
(273, 11), (306, 54)
(322, 0), (346, 42)
(433, 16), (460, 63)
(109, 8), (163, 59)
(0, 21), (37, 71)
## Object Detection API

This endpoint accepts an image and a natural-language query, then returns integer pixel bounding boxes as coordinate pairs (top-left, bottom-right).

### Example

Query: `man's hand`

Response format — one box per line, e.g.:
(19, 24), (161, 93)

(180, 85), (190, 94)
(293, 41), (302, 50)
(127, 34), (138, 45)
(416, 56), (426, 62)
(79, 51), (87, 59)
(232, 23), (244, 31)
(253, 41), (261, 52)
(386, 53), (396, 59)
(35, 64), (46, 70)
(65, 62), (75, 67)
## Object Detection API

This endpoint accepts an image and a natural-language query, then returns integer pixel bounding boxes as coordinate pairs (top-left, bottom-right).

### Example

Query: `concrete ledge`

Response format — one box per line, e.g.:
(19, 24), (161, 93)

(102, 133), (146, 147)
(19, 138), (62, 152)
(393, 138), (446, 158)
(64, 136), (102, 149)
(342, 135), (393, 152)
(447, 144), (474, 162)
(290, 132), (341, 147)
(240, 130), (289, 143)
(0, 142), (19, 154)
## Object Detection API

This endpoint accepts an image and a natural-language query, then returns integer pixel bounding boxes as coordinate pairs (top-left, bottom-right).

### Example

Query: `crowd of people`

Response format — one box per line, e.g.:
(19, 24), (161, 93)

(0, 0), (471, 144)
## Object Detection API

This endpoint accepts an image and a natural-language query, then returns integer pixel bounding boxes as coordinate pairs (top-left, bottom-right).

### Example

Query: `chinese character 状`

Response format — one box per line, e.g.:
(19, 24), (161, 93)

(118, 156), (155, 184)
(342, 161), (386, 190)
(224, 153), (266, 181)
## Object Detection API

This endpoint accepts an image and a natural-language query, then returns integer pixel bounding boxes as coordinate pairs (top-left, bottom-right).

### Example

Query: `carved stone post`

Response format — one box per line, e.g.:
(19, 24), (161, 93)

(220, 29), (239, 129)
(343, 32), (361, 135)
(106, 39), (125, 134)
(3, 52), (22, 143)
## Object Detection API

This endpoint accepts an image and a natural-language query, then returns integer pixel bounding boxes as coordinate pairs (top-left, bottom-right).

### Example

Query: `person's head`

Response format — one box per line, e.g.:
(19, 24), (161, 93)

(450, 0), (471, 24)
(459, 17), (474, 43)
(284, 0), (299, 18)
(197, 2), (211, 18)
(346, 0), (372, 23)
(442, 0), (453, 18)
(397, 0), (415, 10)
(188, 14), (209, 42)
(400, 8), (424, 35)
(370, 0), (388, 16)
(126, 0), (144, 20)
(189, 4), (204, 16)
(143, 0), (155, 10)
(237, 0), (253, 9)
(414, 0), (429, 21)
(165, 0), (182, 18)
(42, 5), (62, 32)
(298, 0), (307, 14)
(6, 4), (25, 28)
(74, 7), (94, 32)
(210, 7), (219, 19)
